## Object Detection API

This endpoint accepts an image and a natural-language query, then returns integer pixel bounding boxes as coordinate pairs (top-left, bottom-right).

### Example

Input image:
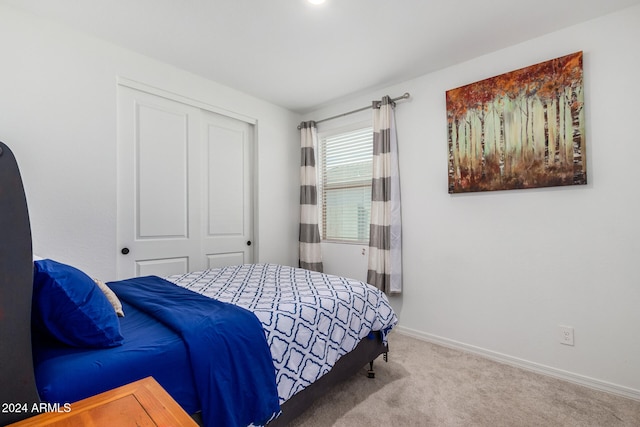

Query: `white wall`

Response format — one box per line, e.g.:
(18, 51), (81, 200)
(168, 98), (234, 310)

(306, 5), (640, 398)
(0, 4), (301, 280)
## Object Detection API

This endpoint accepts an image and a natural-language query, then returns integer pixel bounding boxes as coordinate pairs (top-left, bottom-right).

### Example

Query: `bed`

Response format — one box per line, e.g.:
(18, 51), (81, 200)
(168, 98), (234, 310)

(0, 141), (397, 427)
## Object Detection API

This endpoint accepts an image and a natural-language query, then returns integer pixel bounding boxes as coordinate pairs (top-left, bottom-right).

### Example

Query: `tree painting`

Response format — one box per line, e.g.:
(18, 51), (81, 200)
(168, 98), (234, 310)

(446, 51), (586, 193)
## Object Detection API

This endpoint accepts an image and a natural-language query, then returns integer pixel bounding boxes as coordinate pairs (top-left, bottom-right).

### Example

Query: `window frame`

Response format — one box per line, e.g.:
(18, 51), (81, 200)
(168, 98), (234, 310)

(317, 120), (373, 245)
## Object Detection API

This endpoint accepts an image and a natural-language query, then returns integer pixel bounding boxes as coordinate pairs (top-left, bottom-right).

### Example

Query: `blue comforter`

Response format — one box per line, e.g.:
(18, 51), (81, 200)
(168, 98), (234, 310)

(108, 276), (280, 427)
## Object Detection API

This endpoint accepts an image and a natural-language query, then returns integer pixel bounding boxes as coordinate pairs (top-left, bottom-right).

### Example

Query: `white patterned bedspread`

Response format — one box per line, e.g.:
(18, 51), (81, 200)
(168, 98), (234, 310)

(166, 263), (397, 403)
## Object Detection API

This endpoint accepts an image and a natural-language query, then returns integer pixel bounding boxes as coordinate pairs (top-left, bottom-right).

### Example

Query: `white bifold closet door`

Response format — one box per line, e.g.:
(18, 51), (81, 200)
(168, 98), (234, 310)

(117, 85), (254, 279)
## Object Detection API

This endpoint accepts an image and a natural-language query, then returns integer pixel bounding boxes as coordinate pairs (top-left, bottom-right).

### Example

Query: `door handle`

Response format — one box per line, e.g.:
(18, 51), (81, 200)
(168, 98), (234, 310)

(121, 247), (130, 255)
(246, 241), (252, 246)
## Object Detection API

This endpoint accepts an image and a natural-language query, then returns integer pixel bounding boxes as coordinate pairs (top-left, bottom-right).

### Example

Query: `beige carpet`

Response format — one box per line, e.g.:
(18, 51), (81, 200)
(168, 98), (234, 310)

(289, 332), (640, 426)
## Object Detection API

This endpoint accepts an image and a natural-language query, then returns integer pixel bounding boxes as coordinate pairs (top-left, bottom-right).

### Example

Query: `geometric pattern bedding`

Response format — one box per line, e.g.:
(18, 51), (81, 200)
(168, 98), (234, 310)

(166, 263), (398, 403)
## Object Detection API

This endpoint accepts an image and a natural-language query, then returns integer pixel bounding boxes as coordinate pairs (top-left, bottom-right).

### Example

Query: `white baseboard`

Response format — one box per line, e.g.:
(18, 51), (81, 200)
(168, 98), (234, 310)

(394, 325), (640, 402)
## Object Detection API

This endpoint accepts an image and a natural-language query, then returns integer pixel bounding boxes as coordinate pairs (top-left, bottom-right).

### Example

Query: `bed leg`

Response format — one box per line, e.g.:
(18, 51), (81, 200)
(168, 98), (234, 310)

(367, 361), (375, 379)
(384, 351), (388, 362)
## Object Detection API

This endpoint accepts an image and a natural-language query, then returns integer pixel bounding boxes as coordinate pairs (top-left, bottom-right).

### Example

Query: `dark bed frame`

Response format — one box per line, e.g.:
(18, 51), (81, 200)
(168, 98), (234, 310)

(0, 142), (41, 425)
(0, 141), (388, 426)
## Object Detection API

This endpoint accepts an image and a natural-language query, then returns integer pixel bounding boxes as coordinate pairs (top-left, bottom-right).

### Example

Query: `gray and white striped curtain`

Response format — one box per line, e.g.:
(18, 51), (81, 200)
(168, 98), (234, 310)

(299, 121), (323, 272)
(367, 96), (402, 294)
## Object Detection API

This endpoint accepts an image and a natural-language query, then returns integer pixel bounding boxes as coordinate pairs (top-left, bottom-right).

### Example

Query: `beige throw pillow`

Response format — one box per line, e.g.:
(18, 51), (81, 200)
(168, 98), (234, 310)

(93, 278), (125, 317)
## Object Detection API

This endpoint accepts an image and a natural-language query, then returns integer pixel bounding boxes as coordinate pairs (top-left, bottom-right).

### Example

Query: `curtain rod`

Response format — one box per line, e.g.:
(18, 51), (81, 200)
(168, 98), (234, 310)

(298, 92), (410, 129)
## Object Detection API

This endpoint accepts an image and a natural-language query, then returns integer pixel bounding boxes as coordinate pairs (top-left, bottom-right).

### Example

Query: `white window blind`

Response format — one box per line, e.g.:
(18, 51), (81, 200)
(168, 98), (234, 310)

(319, 127), (373, 243)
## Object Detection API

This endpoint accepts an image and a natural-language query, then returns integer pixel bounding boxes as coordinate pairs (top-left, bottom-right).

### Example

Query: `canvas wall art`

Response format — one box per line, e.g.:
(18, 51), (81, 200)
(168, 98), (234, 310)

(446, 51), (586, 193)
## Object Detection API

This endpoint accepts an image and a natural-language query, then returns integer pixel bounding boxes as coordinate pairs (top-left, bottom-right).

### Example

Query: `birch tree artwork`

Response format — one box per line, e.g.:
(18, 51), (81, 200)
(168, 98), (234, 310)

(446, 51), (586, 193)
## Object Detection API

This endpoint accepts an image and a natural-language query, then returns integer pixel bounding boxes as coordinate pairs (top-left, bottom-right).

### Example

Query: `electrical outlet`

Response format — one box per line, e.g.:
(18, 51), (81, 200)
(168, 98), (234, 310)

(559, 325), (574, 346)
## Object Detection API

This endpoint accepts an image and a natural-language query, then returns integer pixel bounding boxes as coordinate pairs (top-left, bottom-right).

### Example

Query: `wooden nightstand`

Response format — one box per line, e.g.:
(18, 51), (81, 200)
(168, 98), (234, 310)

(7, 377), (198, 427)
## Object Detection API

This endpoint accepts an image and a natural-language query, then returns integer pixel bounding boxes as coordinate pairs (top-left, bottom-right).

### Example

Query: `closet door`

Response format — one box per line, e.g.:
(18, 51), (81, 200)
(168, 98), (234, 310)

(200, 110), (254, 270)
(116, 85), (254, 279)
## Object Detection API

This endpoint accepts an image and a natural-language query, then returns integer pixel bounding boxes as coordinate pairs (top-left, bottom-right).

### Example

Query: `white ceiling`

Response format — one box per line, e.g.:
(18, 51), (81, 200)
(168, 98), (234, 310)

(4, 0), (640, 113)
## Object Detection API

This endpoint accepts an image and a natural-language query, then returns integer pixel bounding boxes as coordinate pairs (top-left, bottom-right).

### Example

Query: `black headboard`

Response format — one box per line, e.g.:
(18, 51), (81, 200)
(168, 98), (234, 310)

(0, 142), (40, 425)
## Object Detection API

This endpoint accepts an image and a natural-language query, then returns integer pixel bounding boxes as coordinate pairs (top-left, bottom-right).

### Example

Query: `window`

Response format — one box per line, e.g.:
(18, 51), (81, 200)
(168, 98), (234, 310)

(318, 126), (373, 243)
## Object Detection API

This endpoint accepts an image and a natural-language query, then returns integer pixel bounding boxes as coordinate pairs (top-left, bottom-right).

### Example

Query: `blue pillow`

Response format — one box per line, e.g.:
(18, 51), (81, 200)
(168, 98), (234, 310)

(32, 259), (124, 348)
